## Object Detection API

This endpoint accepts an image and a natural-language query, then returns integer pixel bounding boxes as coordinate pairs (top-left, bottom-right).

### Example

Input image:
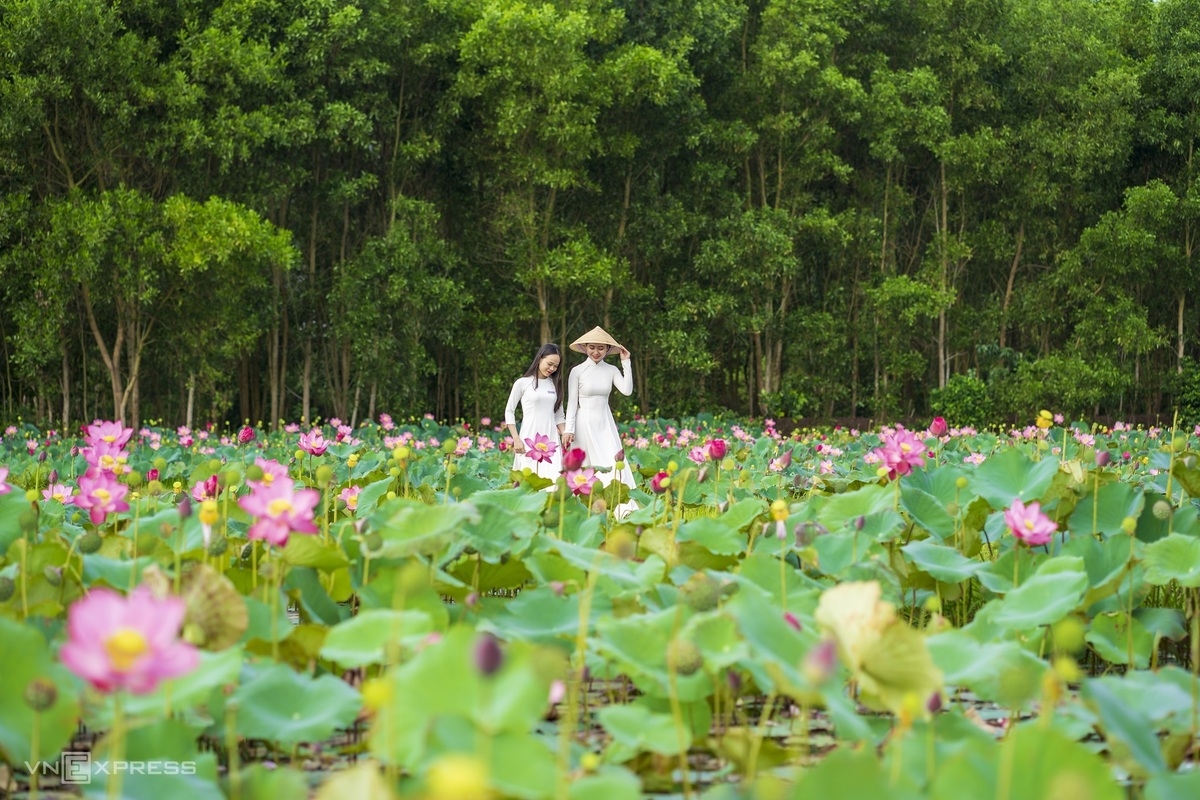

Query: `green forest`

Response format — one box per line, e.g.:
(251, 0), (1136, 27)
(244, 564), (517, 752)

(1, 0), (1198, 430)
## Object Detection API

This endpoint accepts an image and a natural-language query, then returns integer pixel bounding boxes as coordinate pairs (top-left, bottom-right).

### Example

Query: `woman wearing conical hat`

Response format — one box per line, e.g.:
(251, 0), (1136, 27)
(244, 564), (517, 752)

(562, 326), (636, 492)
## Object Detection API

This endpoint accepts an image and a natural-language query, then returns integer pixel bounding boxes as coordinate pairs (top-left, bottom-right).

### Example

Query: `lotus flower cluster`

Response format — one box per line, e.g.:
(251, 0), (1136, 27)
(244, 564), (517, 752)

(238, 459), (320, 546)
(298, 429), (329, 456)
(73, 420), (134, 525)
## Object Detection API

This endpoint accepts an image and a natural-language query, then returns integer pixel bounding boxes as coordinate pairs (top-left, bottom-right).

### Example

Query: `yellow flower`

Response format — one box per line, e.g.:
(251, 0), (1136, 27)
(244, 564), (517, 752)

(1036, 409), (1054, 429)
(814, 581), (942, 716)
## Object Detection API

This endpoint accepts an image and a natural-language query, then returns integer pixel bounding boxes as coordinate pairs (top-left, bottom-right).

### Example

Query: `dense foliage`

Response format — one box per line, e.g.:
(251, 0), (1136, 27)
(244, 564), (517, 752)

(2, 0), (1200, 428)
(2, 414), (1200, 796)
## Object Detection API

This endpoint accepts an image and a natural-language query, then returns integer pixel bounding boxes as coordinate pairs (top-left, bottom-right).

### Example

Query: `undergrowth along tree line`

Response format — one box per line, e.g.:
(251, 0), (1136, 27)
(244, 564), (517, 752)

(2, 0), (1199, 429)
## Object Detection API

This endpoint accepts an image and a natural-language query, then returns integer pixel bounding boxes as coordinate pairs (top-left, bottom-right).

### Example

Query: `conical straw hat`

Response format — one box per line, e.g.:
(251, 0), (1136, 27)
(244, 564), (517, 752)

(570, 326), (624, 355)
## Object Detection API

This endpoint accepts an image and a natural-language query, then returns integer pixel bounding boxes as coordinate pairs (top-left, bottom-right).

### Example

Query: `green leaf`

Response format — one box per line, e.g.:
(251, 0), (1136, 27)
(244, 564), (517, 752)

(597, 702), (691, 757)
(232, 664), (362, 745)
(1082, 678), (1168, 775)
(1068, 480), (1145, 538)
(0, 617), (81, 765)
(901, 539), (984, 583)
(970, 448), (1059, 509)
(900, 485), (956, 541)
(319, 609), (434, 668)
(281, 535), (350, 571)
(990, 556), (1088, 629)
(1143, 534), (1200, 587)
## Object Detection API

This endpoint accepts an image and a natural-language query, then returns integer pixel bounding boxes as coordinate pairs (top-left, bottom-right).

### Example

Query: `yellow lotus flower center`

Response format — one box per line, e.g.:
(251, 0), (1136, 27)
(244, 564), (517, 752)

(102, 435), (117, 443)
(572, 475), (587, 486)
(267, 498), (294, 517)
(536, 442), (548, 452)
(900, 443), (911, 453)
(100, 454), (117, 470)
(1024, 519), (1035, 531)
(200, 499), (219, 525)
(105, 628), (148, 672)
(262, 472), (275, 486)
(53, 490), (68, 501)
(346, 495), (358, 509)
(94, 488), (111, 503)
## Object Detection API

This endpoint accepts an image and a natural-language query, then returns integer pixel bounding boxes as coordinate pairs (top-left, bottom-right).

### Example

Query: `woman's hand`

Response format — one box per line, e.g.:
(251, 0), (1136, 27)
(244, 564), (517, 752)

(562, 433), (574, 449)
(619, 347), (631, 360)
(513, 438), (526, 454)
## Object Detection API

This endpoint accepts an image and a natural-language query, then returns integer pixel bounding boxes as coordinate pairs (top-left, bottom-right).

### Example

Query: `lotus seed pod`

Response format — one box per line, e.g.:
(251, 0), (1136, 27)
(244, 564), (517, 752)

(955, 476), (970, 489)
(679, 572), (721, 612)
(1120, 516), (1137, 535)
(207, 458), (222, 472)
(294, 449), (306, 461)
(606, 529), (637, 560)
(667, 639), (704, 676)
(315, 465), (334, 487)
(245, 464), (265, 482)
(77, 530), (103, 554)
(441, 438), (458, 455)
(1152, 500), (1172, 520)
(23, 677), (58, 711)
(388, 466), (400, 478)
(0, 576), (14, 602)
(126, 470), (143, 488)
(392, 445), (411, 462)
(590, 498), (607, 515)
(1052, 617), (1086, 655)
(24, 489), (39, 503)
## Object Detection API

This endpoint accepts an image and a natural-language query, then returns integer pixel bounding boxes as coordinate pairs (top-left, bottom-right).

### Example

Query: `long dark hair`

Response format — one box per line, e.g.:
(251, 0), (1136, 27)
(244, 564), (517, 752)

(522, 343), (564, 411)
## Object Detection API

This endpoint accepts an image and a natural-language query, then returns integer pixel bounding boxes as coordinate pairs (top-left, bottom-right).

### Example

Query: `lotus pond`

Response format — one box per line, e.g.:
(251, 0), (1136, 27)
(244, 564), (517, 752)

(1, 414), (1199, 799)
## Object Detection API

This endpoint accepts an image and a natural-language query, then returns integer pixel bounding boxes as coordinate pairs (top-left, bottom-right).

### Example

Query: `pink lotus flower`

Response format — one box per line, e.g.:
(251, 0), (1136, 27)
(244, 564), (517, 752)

(191, 474), (219, 502)
(688, 446), (707, 465)
(566, 468), (598, 496)
(454, 436), (472, 456)
(238, 478), (320, 547)
(74, 469), (131, 525)
(42, 484), (76, 504)
(249, 457), (290, 488)
(85, 420), (133, 450)
(340, 486), (362, 512)
(59, 586), (199, 694)
(1004, 498), (1057, 546)
(562, 448), (586, 471)
(650, 471), (671, 493)
(769, 449), (794, 472)
(523, 433), (558, 464)
(238, 425), (256, 444)
(874, 428), (927, 480)
(928, 417), (948, 438)
(298, 429), (329, 456)
(146, 468), (160, 482)
(707, 438), (728, 460)
(84, 440), (128, 475)
(0, 466), (10, 494)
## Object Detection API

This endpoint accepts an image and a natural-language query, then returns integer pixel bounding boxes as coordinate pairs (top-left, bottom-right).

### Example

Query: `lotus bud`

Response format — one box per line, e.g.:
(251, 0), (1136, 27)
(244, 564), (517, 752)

(473, 632), (504, 676)
(1095, 450), (1111, 467)
(178, 496), (193, 519)
(928, 417), (948, 437)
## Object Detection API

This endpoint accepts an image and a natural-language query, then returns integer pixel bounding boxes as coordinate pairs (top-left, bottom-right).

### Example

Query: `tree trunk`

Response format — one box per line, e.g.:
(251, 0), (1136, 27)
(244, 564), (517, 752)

(302, 340), (312, 425)
(999, 221), (1025, 350)
(186, 374), (195, 430)
(60, 342), (70, 430)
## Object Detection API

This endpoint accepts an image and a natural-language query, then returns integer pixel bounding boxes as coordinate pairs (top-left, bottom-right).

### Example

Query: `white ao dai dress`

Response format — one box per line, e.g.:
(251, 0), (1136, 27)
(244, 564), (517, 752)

(564, 358), (635, 489)
(504, 375), (565, 480)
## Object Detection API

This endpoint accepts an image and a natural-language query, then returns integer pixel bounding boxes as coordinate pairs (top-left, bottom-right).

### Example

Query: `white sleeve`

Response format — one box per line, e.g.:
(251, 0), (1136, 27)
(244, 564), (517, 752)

(613, 359), (633, 397)
(504, 378), (525, 426)
(565, 367), (580, 434)
(554, 392), (566, 426)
